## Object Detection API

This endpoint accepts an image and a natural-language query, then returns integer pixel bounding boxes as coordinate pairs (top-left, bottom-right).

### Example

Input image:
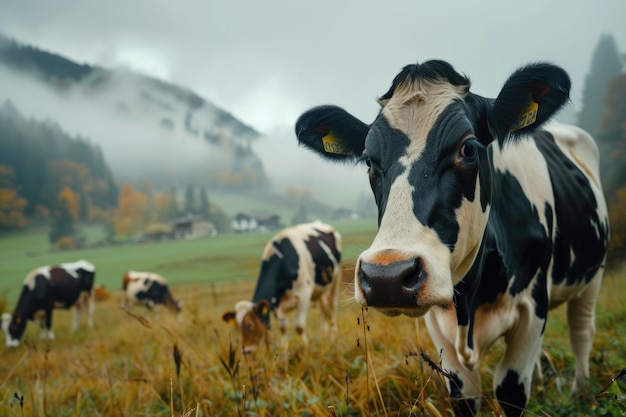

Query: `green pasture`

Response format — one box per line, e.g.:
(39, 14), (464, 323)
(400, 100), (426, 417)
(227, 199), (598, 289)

(0, 219), (377, 306)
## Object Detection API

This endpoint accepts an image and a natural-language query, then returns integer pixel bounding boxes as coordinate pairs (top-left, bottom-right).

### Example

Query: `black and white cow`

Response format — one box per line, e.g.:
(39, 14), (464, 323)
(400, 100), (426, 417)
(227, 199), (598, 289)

(222, 221), (342, 353)
(1, 260), (96, 347)
(295, 60), (609, 416)
(122, 271), (182, 316)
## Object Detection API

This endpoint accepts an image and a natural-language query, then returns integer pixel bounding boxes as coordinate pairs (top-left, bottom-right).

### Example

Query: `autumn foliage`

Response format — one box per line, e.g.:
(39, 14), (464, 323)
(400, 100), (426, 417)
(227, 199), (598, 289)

(0, 165), (27, 229)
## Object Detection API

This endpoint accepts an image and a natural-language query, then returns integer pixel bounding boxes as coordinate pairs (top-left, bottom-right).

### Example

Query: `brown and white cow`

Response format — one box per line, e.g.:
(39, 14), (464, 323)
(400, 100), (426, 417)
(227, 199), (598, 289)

(295, 61), (609, 416)
(1, 260), (96, 347)
(122, 271), (181, 316)
(222, 221), (342, 353)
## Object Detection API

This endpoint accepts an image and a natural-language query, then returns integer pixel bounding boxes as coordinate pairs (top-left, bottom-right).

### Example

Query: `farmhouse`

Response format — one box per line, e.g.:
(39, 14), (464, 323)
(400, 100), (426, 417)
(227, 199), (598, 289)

(232, 212), (280, 233)
(171, 214), (217, 239)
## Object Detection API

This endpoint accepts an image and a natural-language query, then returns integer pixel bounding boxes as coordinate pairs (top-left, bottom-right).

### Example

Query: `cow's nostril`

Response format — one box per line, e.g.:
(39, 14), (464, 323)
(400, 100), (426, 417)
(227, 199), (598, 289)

(401, 259), (424, 292)
(358, 267), (372, 294)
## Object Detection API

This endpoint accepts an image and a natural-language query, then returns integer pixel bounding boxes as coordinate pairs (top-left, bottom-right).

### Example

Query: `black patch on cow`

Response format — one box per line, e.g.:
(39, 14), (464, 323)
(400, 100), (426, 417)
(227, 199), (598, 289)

(495, 369), (527, 417)
(489, 166), (551, 298)
(448, 372), (477, 417)
(364, 116), (410, 224)
(533, 131), (608, 286)
(136, 281), (171, 305)
(407, 102), (484, 248)
(252, 237), (300, 310)
(50, 267), (85, 309)
(307, 230), (340, 287)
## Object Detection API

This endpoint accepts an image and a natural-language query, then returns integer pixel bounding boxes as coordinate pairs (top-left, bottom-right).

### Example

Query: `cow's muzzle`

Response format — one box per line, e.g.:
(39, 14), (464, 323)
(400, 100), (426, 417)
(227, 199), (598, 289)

(358, 257), (426, 310)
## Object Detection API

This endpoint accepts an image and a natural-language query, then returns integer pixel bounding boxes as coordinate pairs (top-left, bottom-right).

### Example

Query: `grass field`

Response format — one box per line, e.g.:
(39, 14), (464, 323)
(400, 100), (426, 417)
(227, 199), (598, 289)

(0, 222), (624, 416)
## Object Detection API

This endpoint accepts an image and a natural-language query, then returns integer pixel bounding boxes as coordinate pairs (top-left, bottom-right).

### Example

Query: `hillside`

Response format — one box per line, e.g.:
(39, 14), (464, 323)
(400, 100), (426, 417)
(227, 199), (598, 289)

(0, 33), (267, 189)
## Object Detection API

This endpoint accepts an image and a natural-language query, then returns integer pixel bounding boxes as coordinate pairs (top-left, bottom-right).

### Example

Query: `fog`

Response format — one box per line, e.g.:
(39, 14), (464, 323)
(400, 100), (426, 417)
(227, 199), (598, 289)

(1, 0), (625, 206)
(0, 64), (230, 185)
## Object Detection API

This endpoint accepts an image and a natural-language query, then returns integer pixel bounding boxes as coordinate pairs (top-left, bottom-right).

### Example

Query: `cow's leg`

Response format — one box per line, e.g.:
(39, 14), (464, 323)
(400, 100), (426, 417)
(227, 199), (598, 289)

(319, 276), (340, 336)
(425, 309), (482, 417)
(494, 303), (545, 417)
(567, 270), (603, 392)
(293, 296), (311, 347)
(42, 309), (55, 340)
(87, 290), (95, 328)
(72, 294), (83, 332)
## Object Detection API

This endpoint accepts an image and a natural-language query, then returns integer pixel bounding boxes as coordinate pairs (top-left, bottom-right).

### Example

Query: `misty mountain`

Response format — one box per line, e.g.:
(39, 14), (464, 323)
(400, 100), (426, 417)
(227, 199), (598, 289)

(0, 33), (267, 189)
(0, 100), (118, 217)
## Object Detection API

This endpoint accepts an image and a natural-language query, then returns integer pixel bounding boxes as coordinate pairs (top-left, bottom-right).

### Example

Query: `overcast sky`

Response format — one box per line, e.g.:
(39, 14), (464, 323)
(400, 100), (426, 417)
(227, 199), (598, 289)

(1, 0), (625, 134)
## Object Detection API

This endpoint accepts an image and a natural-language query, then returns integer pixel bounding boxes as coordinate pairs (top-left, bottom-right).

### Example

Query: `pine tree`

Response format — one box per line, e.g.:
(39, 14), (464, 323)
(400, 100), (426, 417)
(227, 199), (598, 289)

(578, 33), (623, 186)
(579, 34), (623, 136)
(49, 187), (79, 246)
(199, 187), (210, 220)
(184, 184), (198, 216)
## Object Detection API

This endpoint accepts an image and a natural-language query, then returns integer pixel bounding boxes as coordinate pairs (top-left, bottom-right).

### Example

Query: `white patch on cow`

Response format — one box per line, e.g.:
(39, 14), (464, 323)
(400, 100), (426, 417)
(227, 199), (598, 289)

(61, 259), (96, 277)
(23, 266), (51, 290)
(383, 79), (467, 160)
(491, 138), (554, 237)
(450, 174), (491, 283)
(233, 300), (255, 326)
(126, 270), (166, 284)
(1, 313), (19, 347)
(357, 170), (454, 307)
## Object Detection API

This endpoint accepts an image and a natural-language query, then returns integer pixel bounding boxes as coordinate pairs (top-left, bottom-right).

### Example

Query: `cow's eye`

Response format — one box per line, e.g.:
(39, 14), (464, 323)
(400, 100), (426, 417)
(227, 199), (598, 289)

(459, 137), (481, 162)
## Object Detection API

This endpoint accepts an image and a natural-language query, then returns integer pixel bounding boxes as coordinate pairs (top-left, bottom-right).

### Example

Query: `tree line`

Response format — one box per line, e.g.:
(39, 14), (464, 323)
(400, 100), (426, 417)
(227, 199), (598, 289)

(577, 34), (626, 262)
(0, 100), (118, 233)
(0, 100), (232, 249)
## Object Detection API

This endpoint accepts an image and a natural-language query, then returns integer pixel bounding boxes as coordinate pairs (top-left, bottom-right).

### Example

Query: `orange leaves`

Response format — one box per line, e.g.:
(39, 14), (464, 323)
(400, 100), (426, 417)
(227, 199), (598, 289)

(57, 186), (79, 221)
(113, 183), (149, 239)
(0, 165), (27, 228)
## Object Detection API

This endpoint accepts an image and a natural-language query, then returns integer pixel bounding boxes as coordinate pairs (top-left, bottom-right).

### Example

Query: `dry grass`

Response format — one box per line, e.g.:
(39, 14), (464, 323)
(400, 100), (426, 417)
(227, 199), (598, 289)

(1, 268), (625, 417)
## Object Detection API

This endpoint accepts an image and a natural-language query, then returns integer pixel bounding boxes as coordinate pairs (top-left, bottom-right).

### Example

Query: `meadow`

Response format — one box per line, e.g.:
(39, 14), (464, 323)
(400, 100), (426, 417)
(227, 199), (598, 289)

(0, 221), (624, 416)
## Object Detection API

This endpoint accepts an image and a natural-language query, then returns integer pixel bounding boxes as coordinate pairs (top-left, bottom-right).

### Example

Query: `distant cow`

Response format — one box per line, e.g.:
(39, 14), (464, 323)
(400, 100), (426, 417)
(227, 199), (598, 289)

(1, 260), (96, 347)
(222, 221), (342, 353)
(122, 271), (181, 315)
(295, 60), (609, 416)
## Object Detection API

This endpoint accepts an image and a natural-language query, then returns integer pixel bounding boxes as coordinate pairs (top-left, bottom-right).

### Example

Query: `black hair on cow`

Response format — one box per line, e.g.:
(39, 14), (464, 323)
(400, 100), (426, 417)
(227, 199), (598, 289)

(380, 60), (471, 101)
(491, 62), (570, 142)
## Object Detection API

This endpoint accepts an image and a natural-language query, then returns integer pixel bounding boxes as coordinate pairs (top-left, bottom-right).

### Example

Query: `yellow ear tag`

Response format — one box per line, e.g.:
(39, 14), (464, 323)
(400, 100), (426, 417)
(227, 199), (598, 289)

(322, 133), (349, 155)
(261, 304), (269, 316)
(511, 101), (539, 132)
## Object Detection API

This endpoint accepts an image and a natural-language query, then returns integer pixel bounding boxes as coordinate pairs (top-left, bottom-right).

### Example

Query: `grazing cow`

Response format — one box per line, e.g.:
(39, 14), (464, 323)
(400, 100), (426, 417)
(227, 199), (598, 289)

(1, 260), (96, 347)
(295, 60), (609, 416)
(122, 271), (181, 315)
(222, 221), (342, 353)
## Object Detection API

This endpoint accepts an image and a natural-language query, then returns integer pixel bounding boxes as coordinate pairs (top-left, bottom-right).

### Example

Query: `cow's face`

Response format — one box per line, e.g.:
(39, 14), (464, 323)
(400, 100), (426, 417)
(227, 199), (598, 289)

(222, 300), (270, 353)
(296, 60), (569, 317)
(2, 312), (21, 347)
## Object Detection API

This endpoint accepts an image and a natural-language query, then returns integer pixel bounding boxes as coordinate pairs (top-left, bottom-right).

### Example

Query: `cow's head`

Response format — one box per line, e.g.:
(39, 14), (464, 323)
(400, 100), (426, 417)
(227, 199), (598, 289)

(222, 299), (270, 353)
(296, 60), (569, 317)
(2, 312), (22, 347)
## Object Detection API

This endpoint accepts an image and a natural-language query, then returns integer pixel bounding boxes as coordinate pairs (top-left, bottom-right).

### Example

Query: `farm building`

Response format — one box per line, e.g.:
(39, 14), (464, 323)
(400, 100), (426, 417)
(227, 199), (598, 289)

(232, 212), (280, 233)
(171, 215), (217, 239)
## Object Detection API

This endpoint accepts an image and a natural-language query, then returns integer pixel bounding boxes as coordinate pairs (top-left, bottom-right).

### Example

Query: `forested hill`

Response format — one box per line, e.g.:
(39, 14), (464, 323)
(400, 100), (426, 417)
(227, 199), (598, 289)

(0, 33), (268, 189)
(0, 100), (118, 221)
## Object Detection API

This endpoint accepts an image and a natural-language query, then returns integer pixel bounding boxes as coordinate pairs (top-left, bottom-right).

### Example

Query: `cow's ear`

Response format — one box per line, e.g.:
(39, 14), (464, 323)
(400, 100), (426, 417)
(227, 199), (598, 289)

(295, 105), (369, 161)
(255, 299), (270, 317)
(490, 63), (570, 144)
(222, 311), (236, 326)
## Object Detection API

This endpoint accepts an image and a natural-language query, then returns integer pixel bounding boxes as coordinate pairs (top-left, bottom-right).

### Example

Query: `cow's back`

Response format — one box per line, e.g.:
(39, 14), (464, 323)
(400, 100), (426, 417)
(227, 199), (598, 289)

(488, 123), (609, 307)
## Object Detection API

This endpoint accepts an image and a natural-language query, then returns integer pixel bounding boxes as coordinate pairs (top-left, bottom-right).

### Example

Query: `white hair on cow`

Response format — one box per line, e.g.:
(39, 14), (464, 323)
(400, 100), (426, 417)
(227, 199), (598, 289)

(61, 259), (96, 277)
(23, 266), (51, 289)
(234, 300), (255, 325)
